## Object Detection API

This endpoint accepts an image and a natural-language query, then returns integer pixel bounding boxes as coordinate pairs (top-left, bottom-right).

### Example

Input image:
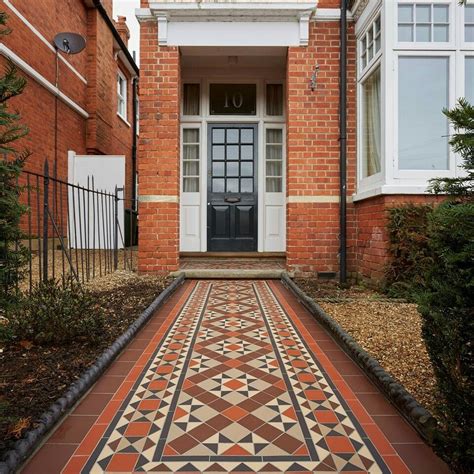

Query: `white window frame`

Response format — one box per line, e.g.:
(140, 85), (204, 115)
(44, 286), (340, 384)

(392, 50), (456, 180)
(395, 0), (454, 49)
(182, 126), (201, 193)
(461, 4), (474, 47)
(117, 70), (128, 121)
(357, 5), (385, 193)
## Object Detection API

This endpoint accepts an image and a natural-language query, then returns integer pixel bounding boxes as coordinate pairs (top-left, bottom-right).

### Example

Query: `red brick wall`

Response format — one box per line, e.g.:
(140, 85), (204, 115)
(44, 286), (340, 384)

(138, 20), (180, 273)
(286, 21), (357, 276)
(354, 194), (443, 283)
(2, 0), (135, 199)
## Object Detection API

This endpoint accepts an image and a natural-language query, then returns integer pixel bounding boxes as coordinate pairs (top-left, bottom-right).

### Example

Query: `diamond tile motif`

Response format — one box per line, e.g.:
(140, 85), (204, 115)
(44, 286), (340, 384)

(79, 281), (391, 473)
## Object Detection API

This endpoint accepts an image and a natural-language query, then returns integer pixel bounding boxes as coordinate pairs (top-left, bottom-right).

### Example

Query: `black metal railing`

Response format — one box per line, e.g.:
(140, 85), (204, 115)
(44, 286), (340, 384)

(11, 160), (137, 292)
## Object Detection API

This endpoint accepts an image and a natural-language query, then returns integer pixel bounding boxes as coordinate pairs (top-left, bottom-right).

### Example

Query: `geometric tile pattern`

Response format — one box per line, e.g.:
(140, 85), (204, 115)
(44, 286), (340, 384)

(81, 281), (390, 473)
(180, 258), (286, 270)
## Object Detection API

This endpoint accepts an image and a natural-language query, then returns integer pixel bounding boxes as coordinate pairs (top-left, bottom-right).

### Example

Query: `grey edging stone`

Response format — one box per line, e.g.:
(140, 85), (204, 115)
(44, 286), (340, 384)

(0, 274), (185, 474)
(280, 272), (439, 445)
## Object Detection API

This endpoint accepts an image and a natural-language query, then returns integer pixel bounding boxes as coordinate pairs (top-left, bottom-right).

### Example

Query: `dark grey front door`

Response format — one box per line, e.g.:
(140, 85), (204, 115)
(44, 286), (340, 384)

(207, 124), (258, 252)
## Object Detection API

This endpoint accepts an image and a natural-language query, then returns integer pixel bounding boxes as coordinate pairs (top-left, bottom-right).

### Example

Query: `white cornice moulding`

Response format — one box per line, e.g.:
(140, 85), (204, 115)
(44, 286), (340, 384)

(313, 8), (354, 22)
(3, 0), (88, 85)
(0, 44), (89, 119)
(138, 3), (317, 47)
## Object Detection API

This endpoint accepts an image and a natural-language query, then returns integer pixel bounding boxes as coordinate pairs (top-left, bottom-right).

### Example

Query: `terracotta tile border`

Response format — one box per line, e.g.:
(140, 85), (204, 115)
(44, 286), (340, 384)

(0, 275), (186, 474)
(268, 280), (411, 473)
(60, 280), (197, 474)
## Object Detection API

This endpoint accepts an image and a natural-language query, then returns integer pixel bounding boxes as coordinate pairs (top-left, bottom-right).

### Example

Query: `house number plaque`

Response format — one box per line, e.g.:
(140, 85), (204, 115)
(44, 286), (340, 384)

(209, 84), (257, 115)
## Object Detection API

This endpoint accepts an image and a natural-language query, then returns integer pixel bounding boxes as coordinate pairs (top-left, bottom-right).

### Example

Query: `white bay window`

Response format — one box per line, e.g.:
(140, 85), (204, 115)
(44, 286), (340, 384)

(398, 56), (449, 170)
(354, 0), (472, 200)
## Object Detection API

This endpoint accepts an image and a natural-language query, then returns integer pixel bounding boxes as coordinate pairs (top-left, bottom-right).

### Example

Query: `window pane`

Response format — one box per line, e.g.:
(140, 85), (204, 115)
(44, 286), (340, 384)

(266, 145), (282, 161)
(241, 129), (254, 143)
(213, 129), (225, 143)
(466, 25), (474, 42)
(241, 145), (253, 160)
(226, 145), (239, 160)
(266, 128), (283, 144)
(183, 84), (200, 115)
(183, 129), (199, 143)
(226, 162), (239, 176)
(466, 58), (474, 104)
(399, 25), (414, 42)
(398, 57), (449, 170)
(226, 178), (239, 193)
(362, 68), (381, 178)
(399, 5), (413, 23)
(433, 5), (448, 23)
(433, 25), (448, 42)
(183, 177), (199, 192)
(213, 162), (225, 177)
(212, 178), (225, 193)
(226, 129), (239, 143)
(183, 161), (199, 176)
(266, 161), (282, 177)
(213, 145), (225, 160)
(266, 178), (282, 193)
(266, 84), (284, 116)
(241, 178), (253, 193)
(466, 5), (474, 23)
(241, 162), (253, 177)
(416, 5), (431, 23)
(416, 24), (431, 42)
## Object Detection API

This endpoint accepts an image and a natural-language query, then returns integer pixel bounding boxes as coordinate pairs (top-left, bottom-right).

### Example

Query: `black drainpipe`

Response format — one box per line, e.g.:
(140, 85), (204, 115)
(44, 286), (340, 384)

(132, 77), (138, 207)
(339, 0), (348, 285)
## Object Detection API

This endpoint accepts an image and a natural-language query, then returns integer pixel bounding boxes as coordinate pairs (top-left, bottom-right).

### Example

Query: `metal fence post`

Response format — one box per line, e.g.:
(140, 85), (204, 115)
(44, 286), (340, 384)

(114, 186), (119, 270)
(42, 160), (49, 282)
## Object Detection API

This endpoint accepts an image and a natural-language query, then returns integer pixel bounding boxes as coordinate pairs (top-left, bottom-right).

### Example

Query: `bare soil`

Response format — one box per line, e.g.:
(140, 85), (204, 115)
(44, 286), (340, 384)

(0, 271), (170, 458)
(295, 279), (439, 413)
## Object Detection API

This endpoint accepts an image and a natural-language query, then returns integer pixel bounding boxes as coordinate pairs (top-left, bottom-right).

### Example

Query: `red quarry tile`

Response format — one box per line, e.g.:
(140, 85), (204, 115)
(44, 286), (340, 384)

(138, 398), (161, 411)
(223, 406), (248, 421)
(47, 415), (96, 444)
(22, 443), (77, 474)
(74, 393), (113, 416)
(74, 424), (108, 456)
(326, 436), (356, 453)
(372, 415), (425, 444)
(105, 453), (139, 472)
(124, 421), (152, 437)
(314, 410), (339, 424)
(394, 443), (451, 473)
(61, 455), (89, 474)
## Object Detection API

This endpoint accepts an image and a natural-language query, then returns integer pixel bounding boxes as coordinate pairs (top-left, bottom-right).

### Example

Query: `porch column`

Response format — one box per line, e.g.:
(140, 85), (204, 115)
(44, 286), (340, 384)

(138, 19), (180, 273)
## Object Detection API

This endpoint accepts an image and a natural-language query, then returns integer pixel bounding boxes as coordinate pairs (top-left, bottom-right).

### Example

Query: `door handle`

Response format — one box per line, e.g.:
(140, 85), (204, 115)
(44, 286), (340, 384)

(224, 197), (241, 203)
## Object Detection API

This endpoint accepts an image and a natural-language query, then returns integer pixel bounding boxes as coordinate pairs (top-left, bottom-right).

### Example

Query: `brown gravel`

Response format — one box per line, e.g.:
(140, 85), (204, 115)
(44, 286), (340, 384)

(295, 279), (439, 413)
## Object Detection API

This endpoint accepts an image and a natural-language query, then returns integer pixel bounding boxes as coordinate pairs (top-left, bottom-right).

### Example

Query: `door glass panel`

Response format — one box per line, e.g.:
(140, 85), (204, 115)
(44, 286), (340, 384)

(266, 129), (283, 144)
(226, 129), (239, 143)
(183, 127), (200, 192)
(266, 161), (282, 177)
(213, 162), (225, 176)
(241, 145), (253, 160)
(227, 145), (239, 160)
(227, 162), (239, 176)
(183, 161), (199, 175)
(212, 178), (225, 192)
(241, 129), (253, 143)
(241, 178), (253, 193)
(241, 162), (253, 176)
(212, 129), (225, 143)
(213, 145), (225, 160)
(266, 178), (282, 193)
(183, 177), (199, 192)
(265, 128), (283, 193)
(226, 178), (239, 193)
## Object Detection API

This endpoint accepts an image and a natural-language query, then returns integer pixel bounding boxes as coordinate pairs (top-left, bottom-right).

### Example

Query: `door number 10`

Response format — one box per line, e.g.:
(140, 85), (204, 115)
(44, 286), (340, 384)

(224, 91), (244, 109)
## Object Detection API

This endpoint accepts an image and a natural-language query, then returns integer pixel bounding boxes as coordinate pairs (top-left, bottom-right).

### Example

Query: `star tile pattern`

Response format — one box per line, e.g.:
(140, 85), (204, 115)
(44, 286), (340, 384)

(80, 281), (392, 473)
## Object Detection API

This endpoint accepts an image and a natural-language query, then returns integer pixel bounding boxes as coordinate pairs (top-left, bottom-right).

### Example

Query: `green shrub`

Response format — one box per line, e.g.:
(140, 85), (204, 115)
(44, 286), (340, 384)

(417, 201), (474, 472)
(7, 279), (105, 345)
(385, 204), (433, 298)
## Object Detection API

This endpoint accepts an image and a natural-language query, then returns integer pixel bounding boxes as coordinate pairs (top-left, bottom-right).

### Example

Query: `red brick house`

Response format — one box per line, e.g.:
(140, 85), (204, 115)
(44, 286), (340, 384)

(136, 0), (473, 282)
(1, 0), (139, 203)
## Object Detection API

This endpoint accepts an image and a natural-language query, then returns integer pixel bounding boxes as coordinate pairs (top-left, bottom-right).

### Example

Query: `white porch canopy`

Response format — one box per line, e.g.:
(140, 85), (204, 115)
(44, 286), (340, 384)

(136, 1), (318, 47)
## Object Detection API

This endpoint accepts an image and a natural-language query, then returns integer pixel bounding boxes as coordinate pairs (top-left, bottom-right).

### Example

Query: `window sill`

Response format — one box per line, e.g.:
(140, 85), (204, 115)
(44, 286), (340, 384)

(352, 184), (431, 202)
(117, 113), (131, 128)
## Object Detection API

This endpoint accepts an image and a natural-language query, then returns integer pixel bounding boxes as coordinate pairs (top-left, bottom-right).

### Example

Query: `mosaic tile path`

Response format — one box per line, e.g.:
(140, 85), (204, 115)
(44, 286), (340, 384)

(179, 258), (286, 270)
(23, 280), (449, 474)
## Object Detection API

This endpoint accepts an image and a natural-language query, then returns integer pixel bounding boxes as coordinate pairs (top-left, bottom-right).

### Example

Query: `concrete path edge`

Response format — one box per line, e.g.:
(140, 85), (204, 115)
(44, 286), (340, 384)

(280, 273), (444, 455)
(0, 274), (185, 474)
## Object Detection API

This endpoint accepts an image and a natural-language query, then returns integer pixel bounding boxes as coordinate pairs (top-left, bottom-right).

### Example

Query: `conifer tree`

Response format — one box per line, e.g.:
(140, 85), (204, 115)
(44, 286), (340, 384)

(0, 12), (30, 307)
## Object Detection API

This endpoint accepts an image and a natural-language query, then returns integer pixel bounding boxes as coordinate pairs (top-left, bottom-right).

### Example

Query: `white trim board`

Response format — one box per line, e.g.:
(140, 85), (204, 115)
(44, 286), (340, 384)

(0, 44), (89, 118)
(3, 0), (88, 85)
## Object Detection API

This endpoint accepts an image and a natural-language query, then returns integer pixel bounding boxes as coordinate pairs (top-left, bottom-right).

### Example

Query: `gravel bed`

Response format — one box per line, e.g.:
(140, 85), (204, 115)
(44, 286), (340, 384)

(295, 279), (438, 412)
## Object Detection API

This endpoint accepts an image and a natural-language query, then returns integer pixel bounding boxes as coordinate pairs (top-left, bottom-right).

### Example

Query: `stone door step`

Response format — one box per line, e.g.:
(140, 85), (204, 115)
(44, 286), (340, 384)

(170, 269), (287, 279)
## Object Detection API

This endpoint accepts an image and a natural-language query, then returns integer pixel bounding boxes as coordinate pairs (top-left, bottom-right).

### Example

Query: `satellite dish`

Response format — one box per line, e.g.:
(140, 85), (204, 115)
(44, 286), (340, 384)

(53, 33), (86, 55)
